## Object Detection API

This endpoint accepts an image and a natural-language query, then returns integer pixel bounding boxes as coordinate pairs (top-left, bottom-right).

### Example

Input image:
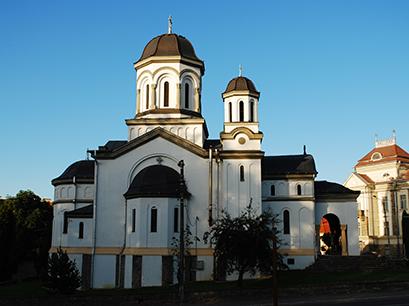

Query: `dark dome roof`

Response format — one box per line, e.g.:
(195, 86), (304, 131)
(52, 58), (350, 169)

(124, 165), (182, 199)
(224, 76), (259, 94)
(52, 160), (95, 186)
(138, 33), (202, 63)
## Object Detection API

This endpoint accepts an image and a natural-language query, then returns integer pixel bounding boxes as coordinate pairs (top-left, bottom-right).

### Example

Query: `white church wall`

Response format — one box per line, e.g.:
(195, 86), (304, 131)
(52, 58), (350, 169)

(66, 219), (92, 247)
(93, 255), (116, 288)
(195, 256), (213, 281)
(283, 255), (315, 270)
(315, 200), (359, 255)
(142, 256), (162, 286)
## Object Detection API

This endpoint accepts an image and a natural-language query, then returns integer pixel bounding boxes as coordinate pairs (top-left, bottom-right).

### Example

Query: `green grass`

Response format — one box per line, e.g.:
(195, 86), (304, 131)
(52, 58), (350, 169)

(1, 270), (409, 299)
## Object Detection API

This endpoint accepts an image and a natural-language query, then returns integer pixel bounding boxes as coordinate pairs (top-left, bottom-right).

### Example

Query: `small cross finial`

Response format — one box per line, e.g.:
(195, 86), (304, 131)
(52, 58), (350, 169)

(239, 64), (243, 77)
(168, 15), (173, 34)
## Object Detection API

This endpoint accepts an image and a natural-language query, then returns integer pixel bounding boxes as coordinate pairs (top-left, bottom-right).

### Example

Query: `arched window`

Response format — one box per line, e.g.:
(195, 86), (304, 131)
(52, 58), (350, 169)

(164, 82), (169, 107)
(239, 101), (244, 121)
(174, 207), (179, 233)
(297, 184), (302, 195)
(145, 84), (149, 109)
(228, 102), (232, 122)
(150, 207), (158, 232)
(250, 101), (254, 122)
(271, 185), (275, 196)
(184, 83), (189, 108)
(240, 165), (245, 182)
(283, 210), (290, 234)
(132, 208), (136, 233)
(79, 222), (84, 239)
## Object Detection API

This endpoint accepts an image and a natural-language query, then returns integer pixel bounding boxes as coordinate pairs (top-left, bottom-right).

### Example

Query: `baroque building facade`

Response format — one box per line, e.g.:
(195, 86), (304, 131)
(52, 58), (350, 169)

(345, 134), (409, 255)
(51, 28), (360, 288)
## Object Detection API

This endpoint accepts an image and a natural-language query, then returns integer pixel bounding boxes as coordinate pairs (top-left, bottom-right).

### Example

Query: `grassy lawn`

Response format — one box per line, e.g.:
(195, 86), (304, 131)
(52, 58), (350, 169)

(1, 270), (409, 299)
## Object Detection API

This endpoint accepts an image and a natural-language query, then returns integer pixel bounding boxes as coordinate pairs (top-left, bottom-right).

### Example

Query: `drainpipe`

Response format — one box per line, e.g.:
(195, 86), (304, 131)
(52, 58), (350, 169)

(90, 152), (98, 288)
(117, 197), (128, 288)
(208, 148), (213, 226)
(73, 176), (77, 209)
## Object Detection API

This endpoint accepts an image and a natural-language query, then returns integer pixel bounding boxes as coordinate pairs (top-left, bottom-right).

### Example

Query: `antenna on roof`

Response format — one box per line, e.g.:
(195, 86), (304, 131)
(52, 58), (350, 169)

(239, 64), (243, 77)
(393, 129), (396, 141)
(168, 15), (173, 34)
(303, 145), (307, 155)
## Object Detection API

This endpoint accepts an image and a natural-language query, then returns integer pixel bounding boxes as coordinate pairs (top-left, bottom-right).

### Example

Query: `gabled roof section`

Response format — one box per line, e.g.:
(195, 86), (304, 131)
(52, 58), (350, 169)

(355, 173), (374, 184)
(315, 181), (360, 200)
(262, 154), (317, 179)
(52, 160), (95, 186)
(91, 127), (208, 159)
(356, 144), (409, 167)
(65, 205), (93, 218)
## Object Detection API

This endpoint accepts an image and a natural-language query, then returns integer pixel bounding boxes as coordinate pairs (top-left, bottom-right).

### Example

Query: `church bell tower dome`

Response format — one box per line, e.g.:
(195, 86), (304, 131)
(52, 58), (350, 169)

(223, 76), (259, 98)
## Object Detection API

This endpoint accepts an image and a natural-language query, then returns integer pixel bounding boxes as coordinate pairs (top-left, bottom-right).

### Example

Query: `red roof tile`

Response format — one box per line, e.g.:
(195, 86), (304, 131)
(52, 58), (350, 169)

(356, 144), (409, 167)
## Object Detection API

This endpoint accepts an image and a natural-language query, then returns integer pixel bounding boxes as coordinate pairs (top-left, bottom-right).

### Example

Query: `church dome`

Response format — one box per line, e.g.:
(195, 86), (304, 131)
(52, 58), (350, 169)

(137, 33), (202, 63)
(224, 76), (259, 95)
(51, 160), (95, 186)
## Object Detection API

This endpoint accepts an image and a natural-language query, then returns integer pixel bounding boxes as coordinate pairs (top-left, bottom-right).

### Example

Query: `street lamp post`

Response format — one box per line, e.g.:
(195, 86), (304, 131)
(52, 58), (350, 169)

(178, 160), (186, 304)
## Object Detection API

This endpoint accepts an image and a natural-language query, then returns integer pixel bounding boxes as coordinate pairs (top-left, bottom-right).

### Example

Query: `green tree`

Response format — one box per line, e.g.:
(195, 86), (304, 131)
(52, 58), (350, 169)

(46, 247), (81, 293)
(204, 205), (284, 288)
(0, 190), (53, 280)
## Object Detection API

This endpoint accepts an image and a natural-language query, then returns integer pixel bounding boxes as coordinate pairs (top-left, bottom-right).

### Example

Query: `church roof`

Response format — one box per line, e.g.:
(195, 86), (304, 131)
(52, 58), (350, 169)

(124, 165), (187, 199)
(356, 144), (409, 167)
(224, 76), (259, 95)
(52, 160), (94, 186)
(261, 154), (317, 178)
(65, 205), (93, 218)
(315, 181), (360, 200)
(137, 33), (203, 64)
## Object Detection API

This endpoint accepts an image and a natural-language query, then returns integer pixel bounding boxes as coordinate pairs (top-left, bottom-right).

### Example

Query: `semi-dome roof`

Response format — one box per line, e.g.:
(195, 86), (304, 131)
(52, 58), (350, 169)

(224, 76), (259, 95)
(124, 165), (182, 199)
(52, 160), (95, 186)
(138, 33), (202, 63)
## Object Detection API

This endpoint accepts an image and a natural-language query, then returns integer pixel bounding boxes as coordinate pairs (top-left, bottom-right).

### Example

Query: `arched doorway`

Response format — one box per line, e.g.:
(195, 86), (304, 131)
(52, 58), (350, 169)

(319, 214), (342, 255)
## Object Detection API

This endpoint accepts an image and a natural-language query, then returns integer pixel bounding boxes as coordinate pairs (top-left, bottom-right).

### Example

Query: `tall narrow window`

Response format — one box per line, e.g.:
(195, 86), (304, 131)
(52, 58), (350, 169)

(401, 194), (407, 210)
(297, 184), (302, 195)
(283, 210), (290, 234)
(240, 165), (245, 182)
(164, 82), (169, 107)
(271, 185), (276, 196)
(150, 207), (158, 232)
(250, 101), (254, 122)
(239, 101), (244, 122)
(63, 214), (68, 234)
(228, 102), (232, 122)
(132, 208), (136, 233)
(145, 84), (149, 109)
(79, 222), (84, 239)
(184, 83), (189, 108)
(174, 207), (179, 233)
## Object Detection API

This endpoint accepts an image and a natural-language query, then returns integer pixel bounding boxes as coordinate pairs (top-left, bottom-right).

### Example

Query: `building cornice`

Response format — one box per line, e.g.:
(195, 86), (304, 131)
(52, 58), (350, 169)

(220, 150), (265, 160)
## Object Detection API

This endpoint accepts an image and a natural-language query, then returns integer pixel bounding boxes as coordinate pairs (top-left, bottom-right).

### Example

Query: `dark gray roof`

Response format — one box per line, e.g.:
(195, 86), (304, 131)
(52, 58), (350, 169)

(315, 181), (360, 197)
(52, 160), (95, 186)
(262, 154), (317, 178)
(65, 205), (93, 218)
(204, 139), (222, 149)
(124, 165), (188, 199)
(98, 140), (128, 152)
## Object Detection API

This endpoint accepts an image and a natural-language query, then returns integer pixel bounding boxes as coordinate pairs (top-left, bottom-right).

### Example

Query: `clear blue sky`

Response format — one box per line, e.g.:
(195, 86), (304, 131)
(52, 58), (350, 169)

(1, 0), (408, 198)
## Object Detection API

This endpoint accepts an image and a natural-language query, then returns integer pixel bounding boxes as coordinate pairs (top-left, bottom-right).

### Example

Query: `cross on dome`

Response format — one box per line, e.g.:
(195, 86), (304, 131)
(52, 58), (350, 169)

(239, 64), (243, 76)
(168, 15), (173, 34)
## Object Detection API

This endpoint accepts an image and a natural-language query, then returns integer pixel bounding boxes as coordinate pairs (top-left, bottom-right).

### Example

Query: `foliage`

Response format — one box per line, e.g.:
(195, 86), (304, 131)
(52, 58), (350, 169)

(46, 247), (81, 293)
(0, 190), (53, 281)
(204, 205), (285, 287)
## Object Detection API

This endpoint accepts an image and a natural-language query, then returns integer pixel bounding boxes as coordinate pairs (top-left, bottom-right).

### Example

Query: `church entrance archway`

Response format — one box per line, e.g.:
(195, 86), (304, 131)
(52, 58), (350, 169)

(319, 213), (342, 255)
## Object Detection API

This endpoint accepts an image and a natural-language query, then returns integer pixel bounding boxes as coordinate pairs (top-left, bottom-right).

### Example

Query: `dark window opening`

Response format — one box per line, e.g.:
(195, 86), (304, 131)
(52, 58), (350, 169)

(283, 210), (290, 234)
(287, 258), (295, 265)
(228, 102), (232, 122)
(240, 165), (245, 182)
(79, 222), (84, 239)
(63, 213), (68, 234)
(250, 101), (254, 122)
(239, 101), (244, 121)
(297, 184), (302, 195)
(132, 208), (136, 233)
(174, 207), (179, 233)
(164, 82), (169, 107)
(151, 207), (158, 232)
(185, 83), (189, 108)
(271, 185), (275, 196)
(146, 84), (149, 109)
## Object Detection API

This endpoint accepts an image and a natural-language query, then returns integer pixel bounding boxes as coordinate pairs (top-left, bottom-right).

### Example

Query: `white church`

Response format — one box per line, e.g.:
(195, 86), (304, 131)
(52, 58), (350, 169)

(50, 24), (360, 289)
